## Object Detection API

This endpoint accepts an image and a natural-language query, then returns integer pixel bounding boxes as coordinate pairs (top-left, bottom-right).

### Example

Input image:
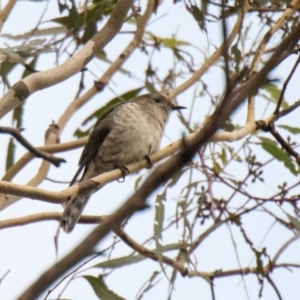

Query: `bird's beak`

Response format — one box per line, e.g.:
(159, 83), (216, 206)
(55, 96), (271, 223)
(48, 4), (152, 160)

(172, 105), (187, 111)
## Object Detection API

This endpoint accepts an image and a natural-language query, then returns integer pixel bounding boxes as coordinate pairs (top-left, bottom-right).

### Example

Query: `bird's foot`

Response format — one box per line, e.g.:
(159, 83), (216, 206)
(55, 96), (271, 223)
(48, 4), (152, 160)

(117, 165), (129, 182)
(144, 155), (153, 169)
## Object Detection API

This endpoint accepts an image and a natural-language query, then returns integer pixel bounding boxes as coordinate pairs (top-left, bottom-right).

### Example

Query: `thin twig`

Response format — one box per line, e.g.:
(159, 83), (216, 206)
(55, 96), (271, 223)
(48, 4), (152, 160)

(0, 126), (65, 167)
(269, 124), (300, 164)
(0, 270), (10, 285)
(272, 234), (300, 264)
(210, 279), (216, 300)
(274, 53), (300, 115)
(278, 99), (300, 119)
(43, 242), (118, 300)
(256, 121), (300, 165)
(265, 274), (283, 300)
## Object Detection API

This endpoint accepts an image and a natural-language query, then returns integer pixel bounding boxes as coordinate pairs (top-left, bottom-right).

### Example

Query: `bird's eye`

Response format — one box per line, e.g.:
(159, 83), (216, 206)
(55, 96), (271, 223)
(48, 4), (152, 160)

(155, 98), (162, 103)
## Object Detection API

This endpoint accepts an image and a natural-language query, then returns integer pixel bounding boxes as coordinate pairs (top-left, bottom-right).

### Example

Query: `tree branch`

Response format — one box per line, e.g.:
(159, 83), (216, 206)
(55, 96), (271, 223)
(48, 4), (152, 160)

(0, 0), (133, 118)
(247, 0), (300, 123)
(2, 137), (87, 182)
(0, 212), (102, 229)
(0, 0), (16, 33)
(1, 123), (65, 208)
(0, 125), (64, 167)
(169, 4), (245, 99)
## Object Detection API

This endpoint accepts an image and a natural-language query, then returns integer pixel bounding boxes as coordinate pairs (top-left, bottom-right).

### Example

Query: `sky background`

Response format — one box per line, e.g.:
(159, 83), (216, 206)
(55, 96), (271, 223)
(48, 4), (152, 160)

(0, 0), (300, 299)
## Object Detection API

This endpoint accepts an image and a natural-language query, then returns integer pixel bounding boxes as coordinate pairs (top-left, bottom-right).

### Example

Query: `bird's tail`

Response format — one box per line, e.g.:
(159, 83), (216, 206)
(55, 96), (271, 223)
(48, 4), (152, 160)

(60, 194), (90, 233)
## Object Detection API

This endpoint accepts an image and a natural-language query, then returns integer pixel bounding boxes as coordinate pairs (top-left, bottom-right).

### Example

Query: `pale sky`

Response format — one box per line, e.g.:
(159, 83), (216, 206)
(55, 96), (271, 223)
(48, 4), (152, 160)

(0, 1), (300, 300)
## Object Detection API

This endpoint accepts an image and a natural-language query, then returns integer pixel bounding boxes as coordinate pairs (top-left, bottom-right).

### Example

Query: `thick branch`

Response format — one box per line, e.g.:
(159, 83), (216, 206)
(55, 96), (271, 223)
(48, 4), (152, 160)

(0, 212), (102, 229)
(0, 0), (133, 119)
(0, 0), (16, 33)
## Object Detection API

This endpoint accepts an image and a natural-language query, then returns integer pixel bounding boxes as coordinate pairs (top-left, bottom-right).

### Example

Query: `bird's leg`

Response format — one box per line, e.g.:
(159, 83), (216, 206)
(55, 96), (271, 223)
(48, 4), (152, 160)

(144, 155), (153, 169)
(117, 165), (129, 182)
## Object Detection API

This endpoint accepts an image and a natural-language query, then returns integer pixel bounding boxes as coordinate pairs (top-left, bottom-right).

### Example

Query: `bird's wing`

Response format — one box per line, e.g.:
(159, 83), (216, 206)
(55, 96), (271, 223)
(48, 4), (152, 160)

(69, 102), (124, 186)
(69, 122), (111, 186)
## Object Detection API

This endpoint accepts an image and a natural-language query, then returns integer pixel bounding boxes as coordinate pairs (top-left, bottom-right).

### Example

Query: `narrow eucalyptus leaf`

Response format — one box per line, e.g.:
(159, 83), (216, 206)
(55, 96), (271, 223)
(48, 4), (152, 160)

(84, 276), (126, 300)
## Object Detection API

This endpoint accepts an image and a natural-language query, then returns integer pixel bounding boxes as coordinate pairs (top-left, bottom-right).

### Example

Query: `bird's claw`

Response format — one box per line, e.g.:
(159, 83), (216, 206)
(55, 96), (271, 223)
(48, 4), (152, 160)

(145, 155), (153, 169)
(117, 165), (129, 182)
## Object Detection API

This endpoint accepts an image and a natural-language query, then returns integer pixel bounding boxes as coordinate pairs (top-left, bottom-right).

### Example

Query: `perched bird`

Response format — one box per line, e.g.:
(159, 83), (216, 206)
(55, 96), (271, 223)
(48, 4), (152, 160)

(61, 92), (185, 232)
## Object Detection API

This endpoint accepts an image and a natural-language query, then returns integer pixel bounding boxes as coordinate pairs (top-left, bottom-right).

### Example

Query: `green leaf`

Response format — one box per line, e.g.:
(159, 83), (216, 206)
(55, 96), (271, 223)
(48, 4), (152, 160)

(258, 137), (297, 176)
(134, 174), (143, 191)
(154, 193), (170, 280)
(136, 271), (160, 300)
(161, 38), (189, 48)
(94, 243), (180, 269)
(154, 193), (165, 240)
(95, 254), (146, 269)
(0, 47), (22, 61)
(145, 63), (155, 77)
(278, 125), (300, 135)
(26, 38), (47, 48)
(81, 21), (97, 44)
(12, 105), (24, 128)
(6, 138), (15, 171)
(167, 168), (185, 188)
(185, 4), (206, 31)
(255, 251), (264, 275)
(180, 247), (192, 264)
(69, 0), (80, 29)
(145, 81), (156, 93)
(0, 39), (50, 60)
(177, 115), (193, 133)
(145, 33), (190, 49)
(53, 0), (80, 30)
(57, 0), (68, 13)
(219, 148), (227, 165)
(177, 201), (192, 237)
(1, 27), (68, 40)
(84, 276), (126, 300)
(74, 127), (90, 139)
(231, 43), (241, 67)
(260, 83), (289, 109)
(169, 268), (177, 297)
(95, 49), (108, 61)
(224, 121), (236, 132)
(287, 214), (300, 231)
(52, 1), (116, 31)
(0, 61), (17, 87)
(154, 241), (166, 276)
(22, 56), (38, 78)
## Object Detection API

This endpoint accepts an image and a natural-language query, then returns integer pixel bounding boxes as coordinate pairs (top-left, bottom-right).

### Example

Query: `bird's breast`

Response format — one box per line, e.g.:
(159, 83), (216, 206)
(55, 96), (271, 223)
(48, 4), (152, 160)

(96, 102), (164, 170)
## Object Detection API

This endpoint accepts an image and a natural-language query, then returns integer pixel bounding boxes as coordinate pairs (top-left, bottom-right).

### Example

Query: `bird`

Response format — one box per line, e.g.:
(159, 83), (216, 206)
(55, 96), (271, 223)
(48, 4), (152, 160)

(60, 92), (185, 232)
